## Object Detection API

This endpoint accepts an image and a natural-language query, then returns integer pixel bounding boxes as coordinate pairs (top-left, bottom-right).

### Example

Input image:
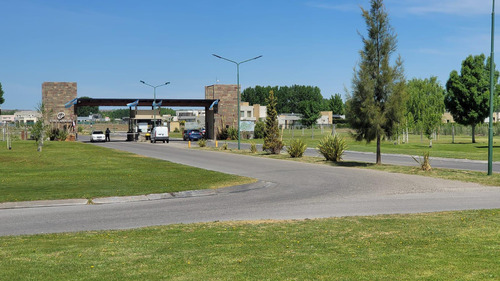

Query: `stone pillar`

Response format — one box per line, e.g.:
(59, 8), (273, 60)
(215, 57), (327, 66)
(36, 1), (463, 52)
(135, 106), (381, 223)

(42, 82), (77, 130)
(205, 84), (238, 138)
(205, 108), (215, 140)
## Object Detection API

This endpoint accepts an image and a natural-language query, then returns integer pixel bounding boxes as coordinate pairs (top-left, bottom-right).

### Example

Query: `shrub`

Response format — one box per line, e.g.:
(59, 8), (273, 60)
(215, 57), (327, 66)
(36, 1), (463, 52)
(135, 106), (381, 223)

(198, 139), (207, 147)
(254, 121), (265, 139)
(287, 139), (307, 158)
(250, 142), (257, 153)
(227, 127), (238, 140)
(217, 127), (229, 140)
(222, 143), (228, 150)
(412, 151), (431, 171)
(242, 131), (252, 139)
(49, 128), (59, 141)
(57, 129), (69, 141)
(317, 134), (347, 162)
(173, 127), (180, 133)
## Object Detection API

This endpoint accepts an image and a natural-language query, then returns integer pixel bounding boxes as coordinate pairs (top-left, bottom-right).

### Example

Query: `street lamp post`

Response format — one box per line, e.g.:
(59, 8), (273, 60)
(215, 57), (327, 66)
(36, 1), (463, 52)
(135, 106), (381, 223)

(140, 80), (170, 128)
(488, 0), (496, 175)
(212, 54), (262, 150)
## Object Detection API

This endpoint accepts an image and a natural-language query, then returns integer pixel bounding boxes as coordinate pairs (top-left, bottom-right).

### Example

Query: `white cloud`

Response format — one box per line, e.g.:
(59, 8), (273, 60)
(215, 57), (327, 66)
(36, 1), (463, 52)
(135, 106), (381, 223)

(308, 0), (493, 16)
(391, 0), (492, 16)
(305, 1), (364, 12)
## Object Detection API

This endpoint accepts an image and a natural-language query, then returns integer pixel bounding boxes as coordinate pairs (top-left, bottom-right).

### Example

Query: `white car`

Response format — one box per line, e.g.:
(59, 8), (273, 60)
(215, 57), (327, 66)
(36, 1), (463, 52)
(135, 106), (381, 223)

(90, 130), (106, 142)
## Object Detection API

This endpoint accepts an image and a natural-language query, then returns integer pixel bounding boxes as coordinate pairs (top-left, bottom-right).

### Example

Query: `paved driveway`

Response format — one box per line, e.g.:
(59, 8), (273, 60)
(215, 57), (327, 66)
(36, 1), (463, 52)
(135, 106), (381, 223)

(1, 140), (499, 236)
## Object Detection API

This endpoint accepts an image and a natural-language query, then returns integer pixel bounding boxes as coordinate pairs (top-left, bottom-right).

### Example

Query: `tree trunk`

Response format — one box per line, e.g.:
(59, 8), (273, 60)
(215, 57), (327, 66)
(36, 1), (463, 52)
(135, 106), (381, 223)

(376, 134), (382, 165)
(472, 124), (476, 143)
(452, 124), (455, 144)
(37, 129), (44, 152)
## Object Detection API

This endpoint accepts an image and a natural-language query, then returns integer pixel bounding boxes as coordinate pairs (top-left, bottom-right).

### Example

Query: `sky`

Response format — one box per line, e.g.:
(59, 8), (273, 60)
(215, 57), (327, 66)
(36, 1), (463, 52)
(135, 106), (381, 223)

(0, 0), (498, 110)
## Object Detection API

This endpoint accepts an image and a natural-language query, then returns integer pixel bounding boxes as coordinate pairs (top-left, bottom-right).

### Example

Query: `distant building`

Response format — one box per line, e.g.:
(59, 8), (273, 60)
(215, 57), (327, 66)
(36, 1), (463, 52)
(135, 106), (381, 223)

(317, 111), (332, 125)
(1, 115), (15, 123)
(278, 113), (302, 128)
(176, 110), (205, 129)
(240, 102), (267, 122)
(442, 112), (455, 123)
(77, 113), (104, 123)
(176, 109), (205, 123)
(14, 111), (41, 125)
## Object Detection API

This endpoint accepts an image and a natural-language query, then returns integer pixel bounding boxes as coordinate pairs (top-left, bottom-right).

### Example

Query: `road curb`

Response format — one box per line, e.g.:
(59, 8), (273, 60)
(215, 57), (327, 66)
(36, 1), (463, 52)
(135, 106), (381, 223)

(0, 181), (274, 210)
(0, 199), (89, 210)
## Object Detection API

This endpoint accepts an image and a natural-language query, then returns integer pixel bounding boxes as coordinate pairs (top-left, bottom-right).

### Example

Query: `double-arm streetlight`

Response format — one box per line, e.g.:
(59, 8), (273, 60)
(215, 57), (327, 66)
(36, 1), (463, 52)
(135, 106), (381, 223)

(212, 54), (262, 149)
(140, 80), (170, 128)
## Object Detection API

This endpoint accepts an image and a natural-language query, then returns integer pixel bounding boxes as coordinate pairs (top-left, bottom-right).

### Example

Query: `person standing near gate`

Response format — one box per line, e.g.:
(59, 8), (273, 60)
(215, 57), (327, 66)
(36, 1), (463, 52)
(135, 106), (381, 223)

(105, 128), (111, 142)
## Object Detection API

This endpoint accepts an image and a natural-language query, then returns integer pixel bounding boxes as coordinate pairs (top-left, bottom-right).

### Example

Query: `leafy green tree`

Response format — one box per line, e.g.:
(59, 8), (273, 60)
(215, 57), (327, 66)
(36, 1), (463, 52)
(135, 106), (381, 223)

(32, 103), (51, 152)
(76, 96), (99, 117)
(0, 83), (5, 112)
(242, 86), (276, 106)
(346, 0), (406, 165)
(242, 85), (324, 115)
(445, 54), (499, 143)
(103, 109), (130, 119)
(160, 108), (176, 116)
(406, 77), (445, 146)
(263, 90), (283, 154)
(328, 94), (344, 115)
(299, 100), (321, 127)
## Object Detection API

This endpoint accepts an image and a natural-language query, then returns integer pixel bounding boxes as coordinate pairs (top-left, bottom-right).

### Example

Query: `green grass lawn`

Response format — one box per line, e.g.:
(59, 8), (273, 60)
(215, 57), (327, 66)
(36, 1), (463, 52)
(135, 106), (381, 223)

(1, 209), (498, 280)
(231, 127), (500, 161)
(0, 141), (254, 203)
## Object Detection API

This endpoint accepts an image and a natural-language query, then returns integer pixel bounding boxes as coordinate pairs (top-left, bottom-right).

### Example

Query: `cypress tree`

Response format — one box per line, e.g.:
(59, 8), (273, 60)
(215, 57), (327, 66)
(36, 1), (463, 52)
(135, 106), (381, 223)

(263, 90), (283, 154)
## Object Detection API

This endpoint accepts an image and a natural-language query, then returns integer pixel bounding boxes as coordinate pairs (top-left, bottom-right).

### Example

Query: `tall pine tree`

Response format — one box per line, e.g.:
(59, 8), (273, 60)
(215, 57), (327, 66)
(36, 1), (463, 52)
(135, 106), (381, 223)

(263, 90), (283, 154)
(346, 0), (406, 164)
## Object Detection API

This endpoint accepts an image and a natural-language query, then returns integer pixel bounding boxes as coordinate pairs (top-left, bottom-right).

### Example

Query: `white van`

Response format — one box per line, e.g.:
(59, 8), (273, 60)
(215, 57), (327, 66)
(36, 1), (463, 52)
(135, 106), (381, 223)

(151, 126), (169, 143)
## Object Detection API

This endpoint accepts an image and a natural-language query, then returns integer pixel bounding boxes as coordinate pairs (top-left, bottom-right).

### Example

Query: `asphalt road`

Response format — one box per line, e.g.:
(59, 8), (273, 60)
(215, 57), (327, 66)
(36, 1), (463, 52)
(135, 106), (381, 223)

(208, 140), (500, 173)
(1, 138), (500, 236)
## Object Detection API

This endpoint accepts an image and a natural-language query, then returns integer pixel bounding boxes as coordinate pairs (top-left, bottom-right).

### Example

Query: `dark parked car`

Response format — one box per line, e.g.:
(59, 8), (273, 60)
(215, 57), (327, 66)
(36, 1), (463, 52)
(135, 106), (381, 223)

(183, 129), (202, 141)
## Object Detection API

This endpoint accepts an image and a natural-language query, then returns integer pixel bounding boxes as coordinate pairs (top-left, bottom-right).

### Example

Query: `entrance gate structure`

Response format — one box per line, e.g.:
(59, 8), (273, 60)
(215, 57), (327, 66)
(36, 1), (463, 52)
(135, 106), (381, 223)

(65, 98), (219, 140)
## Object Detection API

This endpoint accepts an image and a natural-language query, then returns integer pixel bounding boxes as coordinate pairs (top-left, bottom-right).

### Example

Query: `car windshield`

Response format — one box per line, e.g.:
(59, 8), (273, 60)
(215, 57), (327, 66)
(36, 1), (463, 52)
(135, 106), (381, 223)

(190, 130), (200, 134)
(93, 131), (103, 134)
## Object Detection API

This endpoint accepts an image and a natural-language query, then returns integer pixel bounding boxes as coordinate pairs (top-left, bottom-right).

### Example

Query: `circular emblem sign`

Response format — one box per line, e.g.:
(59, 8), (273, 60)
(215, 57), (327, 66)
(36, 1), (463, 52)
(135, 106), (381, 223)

(57, 112), (66, 120)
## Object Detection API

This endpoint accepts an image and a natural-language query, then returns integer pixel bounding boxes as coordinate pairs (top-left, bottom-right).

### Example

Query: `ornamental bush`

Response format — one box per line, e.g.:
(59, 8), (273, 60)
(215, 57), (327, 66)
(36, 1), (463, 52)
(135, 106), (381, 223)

(317, 134), (347, 162)
(227, 127), (238, 140)
(250, 142), (257, 153)
(198, 139), (207, 147)
(286, 139), (307, 158)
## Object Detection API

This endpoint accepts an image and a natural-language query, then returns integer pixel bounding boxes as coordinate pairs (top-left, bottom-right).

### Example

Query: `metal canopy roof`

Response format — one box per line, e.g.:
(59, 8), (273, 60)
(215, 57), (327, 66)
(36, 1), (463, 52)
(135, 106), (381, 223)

(74, 98), (218, 108)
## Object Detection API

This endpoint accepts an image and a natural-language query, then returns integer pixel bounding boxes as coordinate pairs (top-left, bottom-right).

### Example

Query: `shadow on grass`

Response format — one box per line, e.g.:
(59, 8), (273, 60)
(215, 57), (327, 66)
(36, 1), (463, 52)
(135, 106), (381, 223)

(326, 161), (375, 168)
(475, 146), (500, 149)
